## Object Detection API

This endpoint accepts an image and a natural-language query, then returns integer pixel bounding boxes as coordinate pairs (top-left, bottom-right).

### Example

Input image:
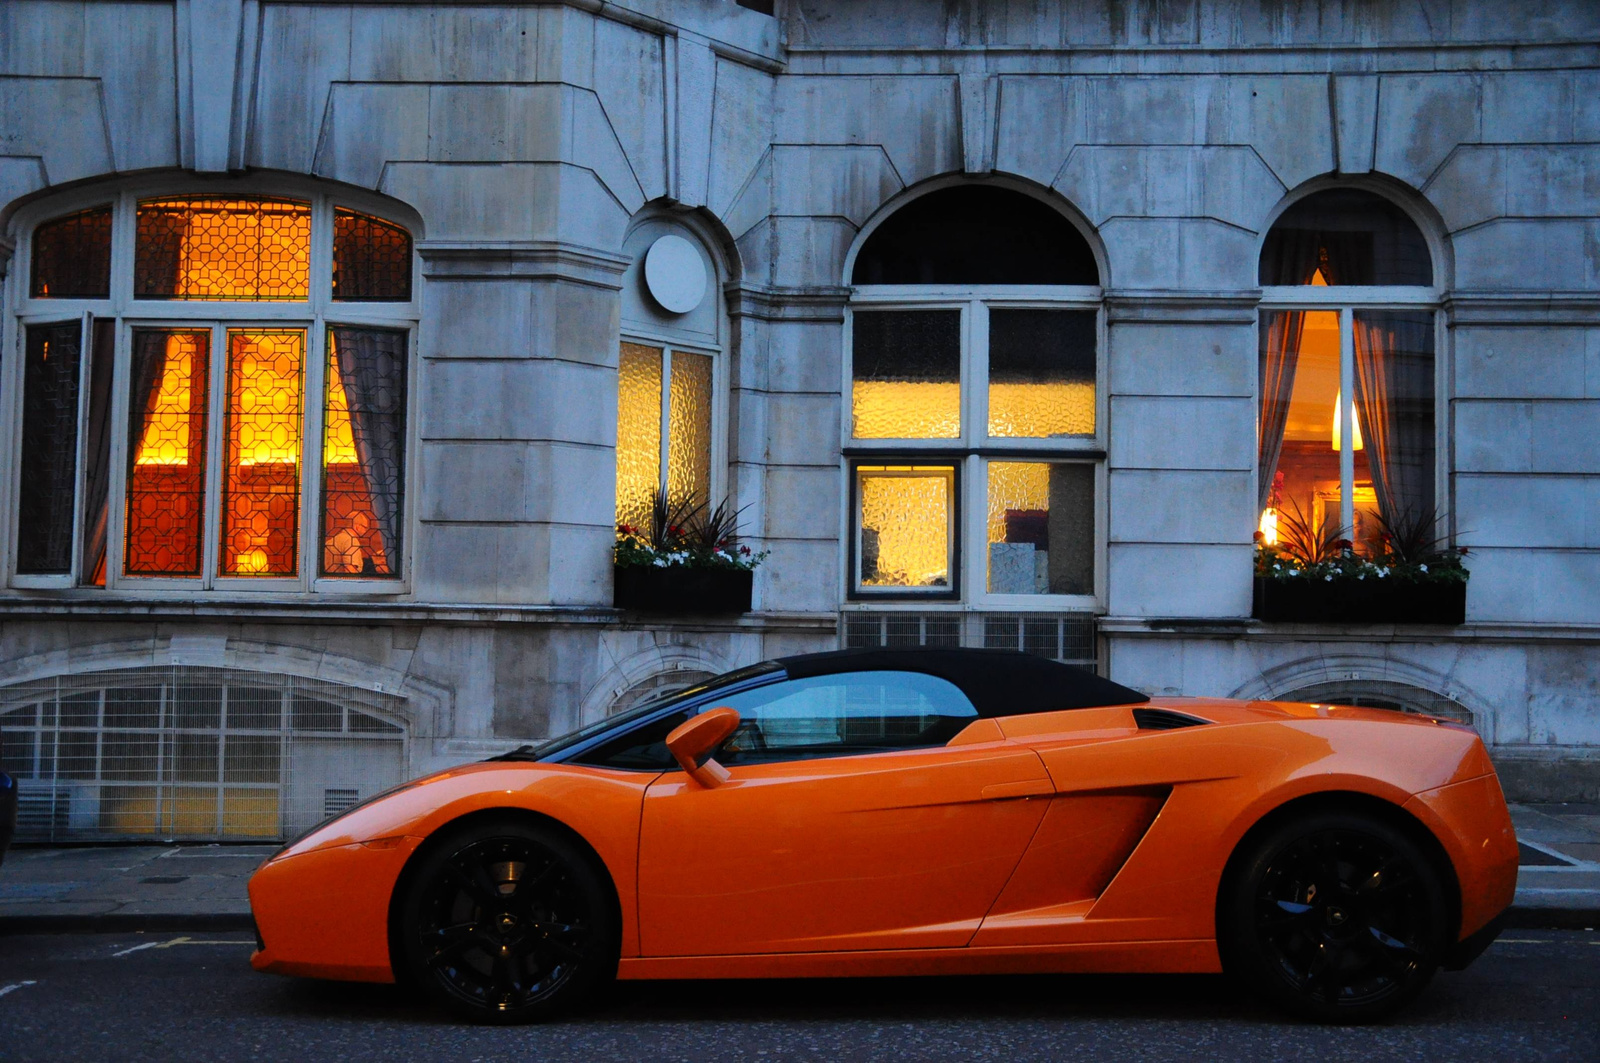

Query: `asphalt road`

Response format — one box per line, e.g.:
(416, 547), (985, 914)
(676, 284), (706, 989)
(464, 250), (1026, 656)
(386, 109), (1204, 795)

(0, 930), (1596, 1062)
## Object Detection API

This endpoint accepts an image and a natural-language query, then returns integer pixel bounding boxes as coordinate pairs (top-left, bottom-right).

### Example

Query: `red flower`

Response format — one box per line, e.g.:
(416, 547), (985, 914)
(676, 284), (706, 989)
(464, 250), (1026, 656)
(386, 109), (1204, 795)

(1458, 546), (1470, 555)
(739, 545), (751, 555)
(1334, 539), (1353, 550)
(1252, 530), (1264, 543)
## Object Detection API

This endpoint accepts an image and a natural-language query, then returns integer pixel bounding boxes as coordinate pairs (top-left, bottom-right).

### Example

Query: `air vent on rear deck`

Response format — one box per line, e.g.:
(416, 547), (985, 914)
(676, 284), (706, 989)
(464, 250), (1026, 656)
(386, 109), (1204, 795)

(1133, 708), (1210, 731)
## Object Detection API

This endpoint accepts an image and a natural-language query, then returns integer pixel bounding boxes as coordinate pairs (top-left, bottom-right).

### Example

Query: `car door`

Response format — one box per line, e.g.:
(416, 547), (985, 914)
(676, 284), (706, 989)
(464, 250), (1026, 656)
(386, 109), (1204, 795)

(635, 670), (1052, 957)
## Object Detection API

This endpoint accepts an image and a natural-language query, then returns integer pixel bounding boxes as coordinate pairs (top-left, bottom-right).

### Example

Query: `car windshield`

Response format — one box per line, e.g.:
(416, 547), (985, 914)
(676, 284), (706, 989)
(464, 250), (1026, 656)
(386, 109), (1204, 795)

(485, 660), (783, 762)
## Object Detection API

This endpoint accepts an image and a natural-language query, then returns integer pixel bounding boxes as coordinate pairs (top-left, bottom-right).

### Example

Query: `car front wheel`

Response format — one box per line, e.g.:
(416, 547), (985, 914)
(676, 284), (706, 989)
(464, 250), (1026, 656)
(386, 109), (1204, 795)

(397, 815), (619, 1023)
(1219, 809), (1449, 1023)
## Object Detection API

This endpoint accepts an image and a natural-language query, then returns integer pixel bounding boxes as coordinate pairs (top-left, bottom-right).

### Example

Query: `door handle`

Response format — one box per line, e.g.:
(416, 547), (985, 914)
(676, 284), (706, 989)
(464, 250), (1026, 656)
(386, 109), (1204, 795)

(980, 779), (1055, 801)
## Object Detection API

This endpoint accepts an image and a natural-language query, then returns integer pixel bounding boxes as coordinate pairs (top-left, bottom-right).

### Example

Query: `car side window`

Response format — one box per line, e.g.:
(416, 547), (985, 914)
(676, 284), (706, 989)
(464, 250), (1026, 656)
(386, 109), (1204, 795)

(712, 671), (977, 766)
(573, 710), (693, 770)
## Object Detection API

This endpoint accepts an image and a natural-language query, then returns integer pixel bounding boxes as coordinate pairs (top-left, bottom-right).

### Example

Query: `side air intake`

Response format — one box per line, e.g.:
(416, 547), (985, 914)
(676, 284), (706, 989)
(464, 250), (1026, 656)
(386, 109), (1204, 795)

(1133, 708), (1210, 731)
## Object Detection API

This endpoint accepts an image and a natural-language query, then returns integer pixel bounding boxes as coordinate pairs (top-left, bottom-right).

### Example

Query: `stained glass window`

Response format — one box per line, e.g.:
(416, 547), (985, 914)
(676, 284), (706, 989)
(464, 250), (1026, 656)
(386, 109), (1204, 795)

(988, 310), (1096, 438)
(18, 323), (83, 574)
(856, 465), (956, 591)
(220, 330), (304, 577)
(125, 331), (210, 577)
(332, 209), (413, 301)
(31, 207), (113, 298)
(135, 198), (311, 301)
(851, 310), (961, 439)
(322, 326), (407, 577)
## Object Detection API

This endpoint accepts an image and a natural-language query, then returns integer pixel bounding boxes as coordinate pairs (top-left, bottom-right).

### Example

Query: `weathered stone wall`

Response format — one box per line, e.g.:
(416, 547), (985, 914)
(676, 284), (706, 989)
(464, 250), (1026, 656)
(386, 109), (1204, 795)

(0, 0), (1596, 792)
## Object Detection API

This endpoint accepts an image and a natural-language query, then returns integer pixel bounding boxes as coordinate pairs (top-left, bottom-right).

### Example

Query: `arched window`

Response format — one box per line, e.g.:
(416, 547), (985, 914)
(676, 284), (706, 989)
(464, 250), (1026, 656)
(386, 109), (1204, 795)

(845, 184), (1102, 615)
(614, 219), (725, 537)
(1256, 188), (1439, 560)
(9, 189), (416, 590)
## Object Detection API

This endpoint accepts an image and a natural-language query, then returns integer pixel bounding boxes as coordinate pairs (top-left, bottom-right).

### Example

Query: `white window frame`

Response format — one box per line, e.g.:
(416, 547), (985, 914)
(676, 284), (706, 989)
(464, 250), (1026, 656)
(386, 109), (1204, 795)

(842, 284), (1107, 610)
(2, 180), (420, 595)
(616, 327), (728, 520)
(1255, 283), (1446, 544)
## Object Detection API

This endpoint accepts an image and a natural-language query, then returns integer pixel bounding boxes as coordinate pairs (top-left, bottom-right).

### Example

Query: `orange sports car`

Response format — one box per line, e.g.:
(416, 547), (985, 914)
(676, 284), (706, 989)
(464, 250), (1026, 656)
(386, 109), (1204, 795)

(247, 648), (1517, 1025)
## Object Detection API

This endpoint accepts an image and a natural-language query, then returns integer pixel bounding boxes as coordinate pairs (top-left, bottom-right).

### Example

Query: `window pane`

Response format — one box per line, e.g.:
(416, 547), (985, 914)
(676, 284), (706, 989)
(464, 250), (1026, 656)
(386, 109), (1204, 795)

(332, 209), (413, 301)
(81, 320), (116, 585)
(988, 310), (1095, 438)
(1258, 306), (1386, 558)
(851, 310), (960, 439)
(31, 206), (112, 298)
(220, 330), (304, 577)
(18, 322), (82, 574)
(986, 462), (1094, 596)
(856, 465), (954, 591)
(135, 198), (311, 301)
(667, 350), (713, 512)
(1353, 309), (1436, 537)
(616, 342), (663, 533)
(1259, 189), (1432, 286)
(125, 330), (210, 577)
(322, 327), (407, 578)
(713, 671), (978, 764)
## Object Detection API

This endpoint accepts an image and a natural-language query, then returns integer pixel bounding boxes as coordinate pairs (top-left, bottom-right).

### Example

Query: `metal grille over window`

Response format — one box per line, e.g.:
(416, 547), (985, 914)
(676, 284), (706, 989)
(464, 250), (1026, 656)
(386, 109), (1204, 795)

(322, 327), (407, 577)
(845, 612), (1097, 670)
(134, 198), (311, 301)
(125, 331), (210, 577)
(30, 206), (113, 298)
(221, 330), (305, 577)
(18, 323), (83, 574)
(0, 668), (407, 843)
(332, 209), (413, 301)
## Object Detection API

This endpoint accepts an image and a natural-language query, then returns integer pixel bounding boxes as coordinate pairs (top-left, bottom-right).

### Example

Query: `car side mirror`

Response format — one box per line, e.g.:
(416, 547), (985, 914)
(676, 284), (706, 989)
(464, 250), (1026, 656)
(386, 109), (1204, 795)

(665, 707), (741, 788)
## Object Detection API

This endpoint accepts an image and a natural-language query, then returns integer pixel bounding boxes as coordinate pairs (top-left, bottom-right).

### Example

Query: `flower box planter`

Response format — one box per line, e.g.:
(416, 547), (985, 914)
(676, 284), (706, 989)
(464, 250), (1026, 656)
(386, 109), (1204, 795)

(614, 565), (753, 615)
(1252, 577), (1465, 625)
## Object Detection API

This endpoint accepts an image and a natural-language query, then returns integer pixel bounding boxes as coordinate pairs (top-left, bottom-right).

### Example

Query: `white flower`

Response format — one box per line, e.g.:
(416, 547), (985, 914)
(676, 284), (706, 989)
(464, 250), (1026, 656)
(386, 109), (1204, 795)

(1325, 574), (1333, 581)
(1419, 563), (1428, 572)
(653, 558), (667, 568)
(1288, 569), (1300, 576)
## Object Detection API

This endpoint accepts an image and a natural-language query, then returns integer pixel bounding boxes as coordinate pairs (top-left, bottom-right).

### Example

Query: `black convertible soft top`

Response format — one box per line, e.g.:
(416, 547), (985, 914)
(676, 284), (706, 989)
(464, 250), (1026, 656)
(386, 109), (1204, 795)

(776, 647), (1149, 718)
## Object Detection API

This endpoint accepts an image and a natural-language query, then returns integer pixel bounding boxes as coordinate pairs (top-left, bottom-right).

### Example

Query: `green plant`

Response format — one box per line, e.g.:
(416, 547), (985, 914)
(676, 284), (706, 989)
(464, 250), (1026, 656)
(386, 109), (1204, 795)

(615, 490), (767, 572)
(1274, 497), (1346, 566)
(1372, 505), (1452, 565)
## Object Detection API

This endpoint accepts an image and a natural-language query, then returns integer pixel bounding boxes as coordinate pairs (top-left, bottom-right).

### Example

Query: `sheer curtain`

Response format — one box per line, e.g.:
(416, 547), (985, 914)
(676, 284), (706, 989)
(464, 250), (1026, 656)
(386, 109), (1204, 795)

(328, 327), (407, 575)
(1352, 310), (1436, 528)
(1258, 311), (1306, 509)
(80, 320), (117, 584)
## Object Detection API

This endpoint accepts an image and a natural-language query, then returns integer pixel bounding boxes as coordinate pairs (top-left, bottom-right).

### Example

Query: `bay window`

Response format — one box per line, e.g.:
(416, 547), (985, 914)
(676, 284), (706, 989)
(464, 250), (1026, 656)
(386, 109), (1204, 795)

(846, 185), (1103, 607)
(1256, 189), (1439, 558)
(9, 188), (415, 589)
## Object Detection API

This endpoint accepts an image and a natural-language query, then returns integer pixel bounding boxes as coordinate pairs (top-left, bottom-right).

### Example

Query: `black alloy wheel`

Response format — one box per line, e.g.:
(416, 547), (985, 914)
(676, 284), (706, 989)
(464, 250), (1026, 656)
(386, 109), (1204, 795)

(1219, 810), (1448, 1023)
(398, 816), (618, 1023)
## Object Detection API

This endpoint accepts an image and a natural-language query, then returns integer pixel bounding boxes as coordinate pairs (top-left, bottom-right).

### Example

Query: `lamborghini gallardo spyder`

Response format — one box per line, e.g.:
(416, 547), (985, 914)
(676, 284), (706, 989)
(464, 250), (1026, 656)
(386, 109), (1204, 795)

(248, 648), (1517, 1024)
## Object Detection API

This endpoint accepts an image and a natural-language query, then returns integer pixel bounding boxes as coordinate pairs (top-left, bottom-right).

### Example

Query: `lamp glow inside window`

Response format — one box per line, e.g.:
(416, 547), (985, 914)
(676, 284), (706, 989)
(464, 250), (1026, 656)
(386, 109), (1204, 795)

(13, 191), (415, 588)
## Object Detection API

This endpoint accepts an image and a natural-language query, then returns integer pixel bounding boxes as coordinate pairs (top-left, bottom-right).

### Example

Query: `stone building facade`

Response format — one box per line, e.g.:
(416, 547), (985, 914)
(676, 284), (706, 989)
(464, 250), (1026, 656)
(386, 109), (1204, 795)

(1, 0), (1596, 840)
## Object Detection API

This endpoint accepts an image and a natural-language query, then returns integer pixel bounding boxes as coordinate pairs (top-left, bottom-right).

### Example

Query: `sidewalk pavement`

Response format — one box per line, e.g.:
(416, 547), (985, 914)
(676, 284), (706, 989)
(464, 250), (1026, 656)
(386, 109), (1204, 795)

(0, 805), (1596, 935)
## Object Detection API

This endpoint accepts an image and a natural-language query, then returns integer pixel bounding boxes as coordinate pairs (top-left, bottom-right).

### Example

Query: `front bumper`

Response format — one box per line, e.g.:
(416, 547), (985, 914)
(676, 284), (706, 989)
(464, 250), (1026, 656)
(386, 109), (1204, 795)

(248, 836), (422, 983)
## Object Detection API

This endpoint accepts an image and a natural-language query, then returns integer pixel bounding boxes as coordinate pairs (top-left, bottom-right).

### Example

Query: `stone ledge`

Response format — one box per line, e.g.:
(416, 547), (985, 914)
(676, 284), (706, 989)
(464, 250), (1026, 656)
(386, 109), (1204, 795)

(1099, 616), (1600, 643)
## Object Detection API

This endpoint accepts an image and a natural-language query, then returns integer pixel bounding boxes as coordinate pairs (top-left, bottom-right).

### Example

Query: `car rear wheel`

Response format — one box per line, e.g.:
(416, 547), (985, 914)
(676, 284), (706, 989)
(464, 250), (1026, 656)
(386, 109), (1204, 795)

(397, 816), (618, 1024)
(1219, 809), (1448, 1024)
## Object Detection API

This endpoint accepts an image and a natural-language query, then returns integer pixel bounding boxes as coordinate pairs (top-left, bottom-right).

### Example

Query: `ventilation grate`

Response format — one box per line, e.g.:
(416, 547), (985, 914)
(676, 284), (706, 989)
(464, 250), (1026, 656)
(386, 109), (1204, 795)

(323, 788), (361, 818)
(1133, 708), (1210, 731)
(844, 612), (1096, 669)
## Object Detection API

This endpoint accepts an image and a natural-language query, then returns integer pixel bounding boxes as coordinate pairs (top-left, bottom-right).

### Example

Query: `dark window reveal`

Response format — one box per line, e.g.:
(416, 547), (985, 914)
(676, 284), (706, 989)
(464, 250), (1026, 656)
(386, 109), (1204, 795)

(853, 186), (1099, 286)
(18, 323), (84, 574)
(31, 207), (113, 298)
(332, 209), (413, 301)
(1260, 189), (1433, 286)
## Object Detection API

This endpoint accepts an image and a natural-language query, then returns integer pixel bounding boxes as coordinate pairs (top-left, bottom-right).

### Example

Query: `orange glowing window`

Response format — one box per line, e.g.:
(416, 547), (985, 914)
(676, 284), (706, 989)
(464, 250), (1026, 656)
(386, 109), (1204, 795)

(134, 198), (311, 301)
(125, 331), (210, 577)
(321, 327), (407, 578)
(220, 330), (304, 577)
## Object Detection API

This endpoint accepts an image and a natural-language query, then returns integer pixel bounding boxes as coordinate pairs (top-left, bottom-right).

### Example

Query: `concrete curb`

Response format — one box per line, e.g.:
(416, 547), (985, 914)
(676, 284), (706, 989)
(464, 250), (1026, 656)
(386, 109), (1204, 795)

(1, 907), (1591, 937)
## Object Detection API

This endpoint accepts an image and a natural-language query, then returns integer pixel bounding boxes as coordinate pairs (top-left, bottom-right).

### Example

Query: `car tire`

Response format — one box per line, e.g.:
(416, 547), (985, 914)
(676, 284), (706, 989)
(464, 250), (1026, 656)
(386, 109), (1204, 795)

(1218, 808), (1448, 1024)
(396, 814), (619, 1024)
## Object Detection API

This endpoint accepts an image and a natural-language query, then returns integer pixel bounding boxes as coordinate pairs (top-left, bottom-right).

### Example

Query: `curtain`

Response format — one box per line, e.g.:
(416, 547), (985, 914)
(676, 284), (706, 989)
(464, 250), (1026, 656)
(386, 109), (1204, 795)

(80, 320), (118, 584)
(1351, 310), (1436, 530)
(1257, 311), (1306, 509)
(1259, 228), (1323, 285)
(128, 331), (172, 465)
(329, 327), (407, 574)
